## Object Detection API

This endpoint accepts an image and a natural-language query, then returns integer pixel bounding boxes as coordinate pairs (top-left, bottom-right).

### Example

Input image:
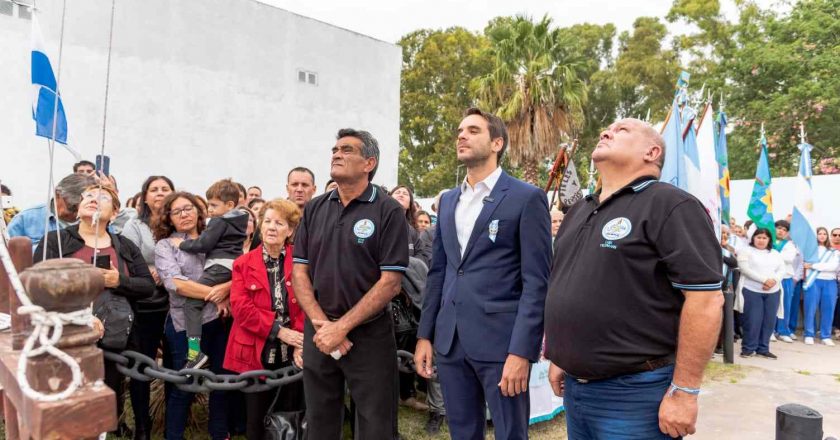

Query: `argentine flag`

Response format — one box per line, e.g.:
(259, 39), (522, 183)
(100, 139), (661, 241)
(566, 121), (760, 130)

(790, 142), (819, 262)
(660, 96), (686, 190)
(31, 13), (68, 144)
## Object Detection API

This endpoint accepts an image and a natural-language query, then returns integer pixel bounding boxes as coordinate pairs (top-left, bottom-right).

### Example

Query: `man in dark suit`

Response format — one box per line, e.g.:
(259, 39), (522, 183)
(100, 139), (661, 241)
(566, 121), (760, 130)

(415, 107), (552, 440)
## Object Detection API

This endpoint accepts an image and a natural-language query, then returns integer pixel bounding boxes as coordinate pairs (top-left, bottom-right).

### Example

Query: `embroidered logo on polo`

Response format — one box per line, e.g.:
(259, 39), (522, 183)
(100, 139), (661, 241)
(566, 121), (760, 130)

(353, 219), (375, 243)
(600, 217), (632, 250)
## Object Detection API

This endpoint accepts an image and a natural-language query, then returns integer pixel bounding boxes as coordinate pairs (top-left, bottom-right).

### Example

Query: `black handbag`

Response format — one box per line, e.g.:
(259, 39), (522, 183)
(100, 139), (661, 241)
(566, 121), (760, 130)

(390, 293), (417, 334)
(264, 386), (306, 440)
(92, 290), (134, 350)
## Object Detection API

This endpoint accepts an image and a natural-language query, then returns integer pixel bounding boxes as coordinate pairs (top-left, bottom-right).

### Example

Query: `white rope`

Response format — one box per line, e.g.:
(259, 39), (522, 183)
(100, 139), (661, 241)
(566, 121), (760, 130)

(0, 232), (93, 402)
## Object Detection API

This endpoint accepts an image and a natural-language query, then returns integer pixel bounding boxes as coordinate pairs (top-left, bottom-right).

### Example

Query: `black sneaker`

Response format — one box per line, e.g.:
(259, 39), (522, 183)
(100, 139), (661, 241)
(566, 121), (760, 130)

(739, 351), (755, 358)
(185, 351), (209, 369)
(756, 352), (778, 360)
(425, 412), (445, 435)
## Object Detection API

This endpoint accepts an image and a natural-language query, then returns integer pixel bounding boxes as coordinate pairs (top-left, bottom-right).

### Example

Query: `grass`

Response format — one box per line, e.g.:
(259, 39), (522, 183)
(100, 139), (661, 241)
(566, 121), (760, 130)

(704, 360), (748, 384)
(397, 404), (567, 440)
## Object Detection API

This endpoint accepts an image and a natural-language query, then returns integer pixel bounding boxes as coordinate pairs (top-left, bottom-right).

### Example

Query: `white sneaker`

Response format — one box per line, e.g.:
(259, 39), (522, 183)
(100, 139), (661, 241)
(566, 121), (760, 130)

(790, 334), (798, 341)
(805, 337), (815, 345)
(770, 334), (778, 342)
(822, 338), (835, 346)
(779, 335), (794, 343)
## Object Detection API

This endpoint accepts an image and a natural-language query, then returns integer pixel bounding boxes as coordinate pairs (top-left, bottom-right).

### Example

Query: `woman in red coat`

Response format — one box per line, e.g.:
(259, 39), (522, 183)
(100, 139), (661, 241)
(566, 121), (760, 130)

(223, 198), (304, 439)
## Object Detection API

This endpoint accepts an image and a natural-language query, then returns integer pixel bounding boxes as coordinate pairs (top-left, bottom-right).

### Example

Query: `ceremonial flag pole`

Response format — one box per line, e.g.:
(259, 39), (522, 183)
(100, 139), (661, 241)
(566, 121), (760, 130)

(790, 123), (820, 263)
(747, 123), (776, 242)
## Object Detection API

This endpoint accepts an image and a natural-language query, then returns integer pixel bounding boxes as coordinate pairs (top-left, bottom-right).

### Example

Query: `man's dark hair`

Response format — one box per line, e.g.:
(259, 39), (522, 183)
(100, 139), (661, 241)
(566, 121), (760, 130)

(234, 182), (247, 199)
(137, 175), (175, 224)
(1, 184), (11, 196)
(744, 220), (754, 230)
(247, 186), (262, 193)
(775, 220), (790, 231)
(287, 167), (316, 184)
(337, 128), (380, 181)
(73, 160), (95, 172)
(464, 107), (509, 163)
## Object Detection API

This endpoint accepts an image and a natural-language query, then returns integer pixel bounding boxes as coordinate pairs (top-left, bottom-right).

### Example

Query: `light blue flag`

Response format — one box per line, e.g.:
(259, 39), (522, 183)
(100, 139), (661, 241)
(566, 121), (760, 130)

(31, 14), (68, 144)
(790, 142), (819, 263)
(660, 97), (686, 190)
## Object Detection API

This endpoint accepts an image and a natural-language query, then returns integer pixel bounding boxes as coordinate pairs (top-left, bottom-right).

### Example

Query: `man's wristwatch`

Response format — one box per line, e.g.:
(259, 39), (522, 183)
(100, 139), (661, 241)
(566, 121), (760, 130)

(667, 382), (701, 397)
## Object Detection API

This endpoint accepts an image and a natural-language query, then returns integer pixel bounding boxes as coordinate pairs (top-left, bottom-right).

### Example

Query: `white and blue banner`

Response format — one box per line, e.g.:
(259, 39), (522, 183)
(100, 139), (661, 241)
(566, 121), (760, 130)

(31, 13), (68, 144)
(790, 142), (819, 263)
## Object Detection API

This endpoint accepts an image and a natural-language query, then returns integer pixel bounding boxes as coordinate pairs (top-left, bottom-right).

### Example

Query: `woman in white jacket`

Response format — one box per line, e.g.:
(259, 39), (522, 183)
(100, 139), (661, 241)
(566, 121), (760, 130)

(737, 228), (785, 359)
(803, 227), (840, 345)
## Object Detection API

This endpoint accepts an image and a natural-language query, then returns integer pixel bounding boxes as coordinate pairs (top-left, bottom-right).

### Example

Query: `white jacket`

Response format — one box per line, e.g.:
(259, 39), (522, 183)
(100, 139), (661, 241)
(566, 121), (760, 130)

(734, 246), (785, 318)
(808, 247), (840, 281)
(777, 240), (798, 279)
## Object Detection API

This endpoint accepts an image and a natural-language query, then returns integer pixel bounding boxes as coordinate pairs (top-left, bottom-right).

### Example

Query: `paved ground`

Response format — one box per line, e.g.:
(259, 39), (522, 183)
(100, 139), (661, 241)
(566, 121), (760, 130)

(697, 337), (840, 440)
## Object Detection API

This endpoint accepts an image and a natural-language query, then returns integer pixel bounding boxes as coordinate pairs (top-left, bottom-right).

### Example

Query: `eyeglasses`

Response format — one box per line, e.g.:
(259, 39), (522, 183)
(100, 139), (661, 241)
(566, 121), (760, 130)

(81, 192), (113, 202)
(169, 205), (196, 217)
(832, 233), (840, 237)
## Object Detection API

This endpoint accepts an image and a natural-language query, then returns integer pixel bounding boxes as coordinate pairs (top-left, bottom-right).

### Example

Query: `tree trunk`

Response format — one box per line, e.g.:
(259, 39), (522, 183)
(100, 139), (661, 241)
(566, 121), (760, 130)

(522, 160), (540, 185)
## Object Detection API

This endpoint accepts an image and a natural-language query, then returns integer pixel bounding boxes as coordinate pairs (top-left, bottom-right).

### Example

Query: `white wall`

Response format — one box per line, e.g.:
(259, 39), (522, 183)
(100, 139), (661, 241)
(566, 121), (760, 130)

(0, 0), (400, 207)
(731, 174), (840, 229)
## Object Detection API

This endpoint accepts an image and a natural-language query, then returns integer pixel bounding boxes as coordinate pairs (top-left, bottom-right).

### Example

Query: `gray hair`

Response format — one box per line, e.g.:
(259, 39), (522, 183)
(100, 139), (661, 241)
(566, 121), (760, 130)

(55, 173), (95, 214)
(337, 128), (380, 181)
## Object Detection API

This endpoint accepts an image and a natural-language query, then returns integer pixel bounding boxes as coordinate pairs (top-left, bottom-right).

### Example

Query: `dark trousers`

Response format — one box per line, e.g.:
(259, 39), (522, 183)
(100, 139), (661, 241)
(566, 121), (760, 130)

(742, 288), (781, 354)
(129, 309), (169, 435)
(436, 332), (530, 440)
(164, 316), (229, 440)
(185, 264), (231, 337)
(245, 379), (305, 440)
(103, 357), (126, 432)
(564, 365), (676, 439)
(303, 313), (397, 440)
(395, 330), (418, 400)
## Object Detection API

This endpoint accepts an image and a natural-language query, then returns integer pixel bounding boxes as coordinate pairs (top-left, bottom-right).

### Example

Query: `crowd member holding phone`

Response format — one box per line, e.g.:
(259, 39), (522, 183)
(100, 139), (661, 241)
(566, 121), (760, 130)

(33, 185), (155, 438)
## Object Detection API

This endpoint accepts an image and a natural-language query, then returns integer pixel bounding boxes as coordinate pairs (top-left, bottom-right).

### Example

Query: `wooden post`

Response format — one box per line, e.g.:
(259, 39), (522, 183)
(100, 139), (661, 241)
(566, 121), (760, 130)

(0, 237), (117, 439)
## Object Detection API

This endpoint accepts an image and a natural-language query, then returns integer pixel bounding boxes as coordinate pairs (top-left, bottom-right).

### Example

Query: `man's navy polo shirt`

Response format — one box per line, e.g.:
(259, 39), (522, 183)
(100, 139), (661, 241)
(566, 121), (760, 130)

(293, 184), (409, 317)
(544, 176), (723, 380)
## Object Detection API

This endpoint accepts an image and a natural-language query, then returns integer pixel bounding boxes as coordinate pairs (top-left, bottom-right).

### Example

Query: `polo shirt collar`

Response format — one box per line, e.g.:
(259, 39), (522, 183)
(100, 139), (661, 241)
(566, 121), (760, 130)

(460, 167), (502, 193)
(328, 183), (378, 203)
(586, 175), (659, 201)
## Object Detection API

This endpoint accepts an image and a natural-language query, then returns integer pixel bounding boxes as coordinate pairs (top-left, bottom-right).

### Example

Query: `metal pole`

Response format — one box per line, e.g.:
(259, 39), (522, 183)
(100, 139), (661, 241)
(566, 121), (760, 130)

(723, 288), (735, 364)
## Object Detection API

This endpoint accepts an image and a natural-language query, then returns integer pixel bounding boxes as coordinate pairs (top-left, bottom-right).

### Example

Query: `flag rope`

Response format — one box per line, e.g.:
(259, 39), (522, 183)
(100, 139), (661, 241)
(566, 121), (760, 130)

(92, 0), (117, 260)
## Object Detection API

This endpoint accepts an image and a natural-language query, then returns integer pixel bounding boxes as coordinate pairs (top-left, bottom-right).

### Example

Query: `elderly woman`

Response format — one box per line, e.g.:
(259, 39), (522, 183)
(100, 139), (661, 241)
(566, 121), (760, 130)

(34, 185), (154, 437)
(224, 199), (305, 440)
(120, 175), (174, 440)
(153, 192), (231, 440)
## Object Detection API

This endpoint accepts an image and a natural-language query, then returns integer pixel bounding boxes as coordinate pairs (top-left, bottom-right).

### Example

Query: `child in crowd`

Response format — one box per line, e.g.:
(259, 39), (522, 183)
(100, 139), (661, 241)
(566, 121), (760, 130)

(171, 179), (248, 368)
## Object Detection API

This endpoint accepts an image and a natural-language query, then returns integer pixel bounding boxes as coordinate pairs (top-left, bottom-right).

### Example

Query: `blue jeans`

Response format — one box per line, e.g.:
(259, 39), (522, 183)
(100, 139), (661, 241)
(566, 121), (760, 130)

(804, 279), (838, 339)
(164, 315), (229, 440)
(775, 278), (796, 336)
(564, 365), (675, 439)
(787, 281), (802, 333)
(741, 288), (781, 354)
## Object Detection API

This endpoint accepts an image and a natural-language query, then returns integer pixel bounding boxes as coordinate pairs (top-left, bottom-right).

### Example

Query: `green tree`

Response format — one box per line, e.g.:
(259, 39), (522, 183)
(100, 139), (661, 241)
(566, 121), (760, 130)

(474, 15), (589, 183)
(398, 28), (491, 196)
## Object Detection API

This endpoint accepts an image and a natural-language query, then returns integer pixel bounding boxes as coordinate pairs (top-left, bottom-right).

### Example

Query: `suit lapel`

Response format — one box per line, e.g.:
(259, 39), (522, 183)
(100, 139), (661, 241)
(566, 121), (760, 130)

(459, 172), (510, 267)
(441, 189), (462, 268)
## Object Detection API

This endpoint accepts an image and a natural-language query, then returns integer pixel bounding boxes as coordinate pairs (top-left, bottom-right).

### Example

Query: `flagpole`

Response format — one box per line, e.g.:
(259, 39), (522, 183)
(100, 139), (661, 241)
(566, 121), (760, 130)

(799, 122), (806, 145)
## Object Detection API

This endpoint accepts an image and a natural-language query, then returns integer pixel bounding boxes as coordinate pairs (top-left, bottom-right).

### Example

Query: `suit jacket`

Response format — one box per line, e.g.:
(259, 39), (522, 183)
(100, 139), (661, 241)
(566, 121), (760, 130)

(224, 244), (304, 373)
(417, 171), (552, 362)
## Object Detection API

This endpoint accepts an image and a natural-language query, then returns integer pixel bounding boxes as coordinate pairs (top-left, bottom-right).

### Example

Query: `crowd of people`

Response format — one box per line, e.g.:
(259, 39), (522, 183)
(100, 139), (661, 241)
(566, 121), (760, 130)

(722, 217), (840, 360)
(0, 108), (836, 440)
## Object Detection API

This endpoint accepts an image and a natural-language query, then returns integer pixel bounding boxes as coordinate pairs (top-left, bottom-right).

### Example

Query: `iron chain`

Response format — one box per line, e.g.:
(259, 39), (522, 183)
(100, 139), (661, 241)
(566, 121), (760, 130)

(102, 349), (417, 394)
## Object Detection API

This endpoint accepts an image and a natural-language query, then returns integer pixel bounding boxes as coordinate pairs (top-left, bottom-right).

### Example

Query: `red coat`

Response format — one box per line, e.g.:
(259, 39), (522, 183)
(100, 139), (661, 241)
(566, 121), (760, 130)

(223, 244), (304, 373)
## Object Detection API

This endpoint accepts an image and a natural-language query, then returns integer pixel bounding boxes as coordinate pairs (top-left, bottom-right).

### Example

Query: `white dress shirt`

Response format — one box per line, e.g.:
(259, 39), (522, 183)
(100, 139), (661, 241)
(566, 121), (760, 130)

(455, 167), (502, 256)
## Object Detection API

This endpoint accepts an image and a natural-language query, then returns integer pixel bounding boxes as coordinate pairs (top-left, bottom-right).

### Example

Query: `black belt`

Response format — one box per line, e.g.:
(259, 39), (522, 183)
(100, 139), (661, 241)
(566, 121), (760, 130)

(571, 355), (675, 383)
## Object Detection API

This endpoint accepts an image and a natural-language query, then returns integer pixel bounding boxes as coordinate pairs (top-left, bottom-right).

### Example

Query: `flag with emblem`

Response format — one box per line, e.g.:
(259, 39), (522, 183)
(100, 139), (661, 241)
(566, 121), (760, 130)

(31, 13), (68, 144)
(715, 111), (731, 225)
(559, 158), (583, 208)
(747, 133), (775, 241)
(790, 142), (819, 262)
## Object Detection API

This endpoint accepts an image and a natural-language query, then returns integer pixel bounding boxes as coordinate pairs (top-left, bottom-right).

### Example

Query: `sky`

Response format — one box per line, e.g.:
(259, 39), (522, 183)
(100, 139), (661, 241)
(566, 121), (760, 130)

(256, 0), (752, 44)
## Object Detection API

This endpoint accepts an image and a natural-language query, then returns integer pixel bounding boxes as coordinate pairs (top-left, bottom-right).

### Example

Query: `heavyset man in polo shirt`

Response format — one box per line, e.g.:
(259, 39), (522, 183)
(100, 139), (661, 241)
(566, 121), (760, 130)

(292, 128), (408, 439)
(545, 118), (724, 439)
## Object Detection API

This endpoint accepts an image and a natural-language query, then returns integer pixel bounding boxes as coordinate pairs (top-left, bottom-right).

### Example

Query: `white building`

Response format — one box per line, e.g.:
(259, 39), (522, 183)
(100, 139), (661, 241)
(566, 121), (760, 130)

(0, 0), (401, 207)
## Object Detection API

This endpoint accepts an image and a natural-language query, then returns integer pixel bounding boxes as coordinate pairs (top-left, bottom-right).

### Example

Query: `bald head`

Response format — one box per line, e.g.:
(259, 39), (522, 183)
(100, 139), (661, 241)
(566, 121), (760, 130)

(594, 118), (666, 174)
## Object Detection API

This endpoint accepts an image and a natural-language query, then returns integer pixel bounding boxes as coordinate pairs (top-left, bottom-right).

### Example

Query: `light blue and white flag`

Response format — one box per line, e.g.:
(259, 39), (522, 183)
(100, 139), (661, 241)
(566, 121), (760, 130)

(660, 96), (686, 190)
(31, 14), (68, 144)
(790, 142), (819, 263)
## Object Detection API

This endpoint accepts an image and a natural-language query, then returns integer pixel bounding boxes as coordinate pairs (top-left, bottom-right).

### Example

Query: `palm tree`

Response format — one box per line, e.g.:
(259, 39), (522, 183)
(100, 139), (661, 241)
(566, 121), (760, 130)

(474, 15), (589, 183)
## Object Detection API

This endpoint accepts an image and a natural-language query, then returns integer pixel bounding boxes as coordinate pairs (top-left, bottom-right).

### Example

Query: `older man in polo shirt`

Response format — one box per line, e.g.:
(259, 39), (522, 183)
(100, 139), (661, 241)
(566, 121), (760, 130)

(545, 118), (724, 439)
(292, 128), (408, 439)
